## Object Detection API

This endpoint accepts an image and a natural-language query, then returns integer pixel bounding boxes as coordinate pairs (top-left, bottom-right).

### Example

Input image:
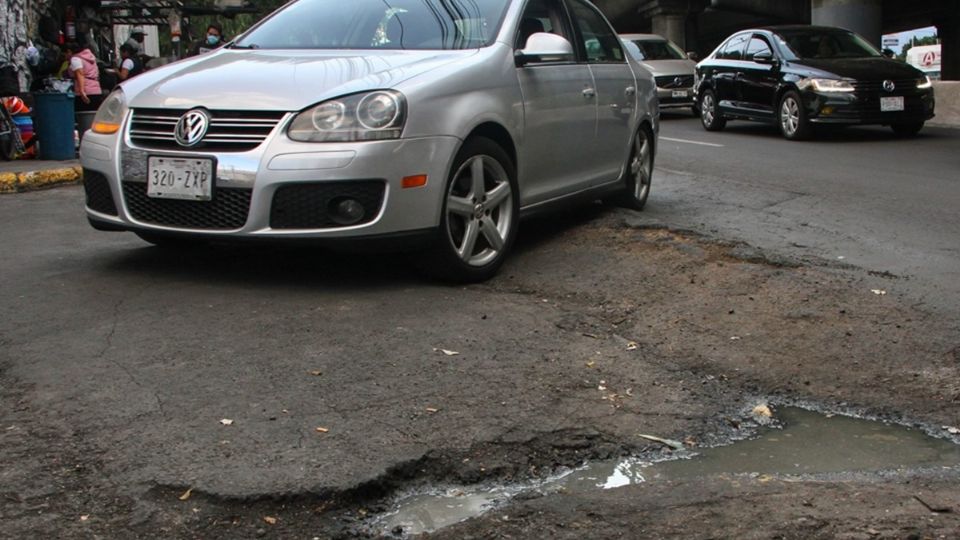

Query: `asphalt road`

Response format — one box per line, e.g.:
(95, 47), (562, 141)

(644, 111), (960, 316)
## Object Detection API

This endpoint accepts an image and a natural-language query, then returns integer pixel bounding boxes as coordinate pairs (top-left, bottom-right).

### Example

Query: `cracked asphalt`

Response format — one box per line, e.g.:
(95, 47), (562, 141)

(2, 118), (960, 538)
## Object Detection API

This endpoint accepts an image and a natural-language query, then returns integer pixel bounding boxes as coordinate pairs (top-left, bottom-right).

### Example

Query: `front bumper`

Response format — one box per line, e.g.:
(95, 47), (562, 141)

(802, 87), (935, 125)
(80, 127), (460, 240)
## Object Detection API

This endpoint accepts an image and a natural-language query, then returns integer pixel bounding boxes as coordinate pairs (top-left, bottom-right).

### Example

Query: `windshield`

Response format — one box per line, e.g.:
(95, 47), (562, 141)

(235, 0), (510, 50)
(622, 39), (686, 60)
(774, 30), (882, 60)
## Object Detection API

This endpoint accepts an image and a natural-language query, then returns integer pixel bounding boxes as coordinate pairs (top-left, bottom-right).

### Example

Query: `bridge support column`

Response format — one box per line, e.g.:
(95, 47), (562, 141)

(936, 15), (959, 80)
(651, 14), (686, 47)
(811, 0), (882, 46)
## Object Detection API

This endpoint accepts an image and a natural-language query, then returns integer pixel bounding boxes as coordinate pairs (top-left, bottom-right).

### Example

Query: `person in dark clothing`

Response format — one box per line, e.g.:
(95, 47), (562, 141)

(117, 43), (143, 81)
(189, 23), (226, 57)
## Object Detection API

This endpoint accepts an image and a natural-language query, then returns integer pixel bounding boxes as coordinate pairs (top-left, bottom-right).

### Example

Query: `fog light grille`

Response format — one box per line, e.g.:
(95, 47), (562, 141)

(270, 181), (385, 229)
(83, 169), (118, 216)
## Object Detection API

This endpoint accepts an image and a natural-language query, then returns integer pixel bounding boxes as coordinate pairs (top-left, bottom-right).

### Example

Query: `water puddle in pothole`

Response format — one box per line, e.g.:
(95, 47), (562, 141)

(374, 407), (960, 536)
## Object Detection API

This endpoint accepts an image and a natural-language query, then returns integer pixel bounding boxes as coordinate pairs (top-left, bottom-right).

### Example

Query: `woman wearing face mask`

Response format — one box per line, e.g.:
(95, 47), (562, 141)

(189, 23), (226, 57)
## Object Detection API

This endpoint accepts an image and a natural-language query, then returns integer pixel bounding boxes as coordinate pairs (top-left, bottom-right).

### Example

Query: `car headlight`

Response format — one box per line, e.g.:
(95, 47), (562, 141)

(288, 90), (406, 142)
(917, 76), (932, 89)
(91, 89), (128, 134)
(800, 78), (855, 93)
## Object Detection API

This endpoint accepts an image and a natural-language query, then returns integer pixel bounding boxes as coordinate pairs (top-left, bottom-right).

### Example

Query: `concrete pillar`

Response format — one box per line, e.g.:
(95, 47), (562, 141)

(811, 0), (882, 46)
(936, 15), (959, 81)
(652, 14), (686, 47)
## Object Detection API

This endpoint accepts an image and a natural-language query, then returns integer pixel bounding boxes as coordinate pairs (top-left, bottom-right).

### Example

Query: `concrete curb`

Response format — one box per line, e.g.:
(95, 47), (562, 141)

(0, 166), (83, 193)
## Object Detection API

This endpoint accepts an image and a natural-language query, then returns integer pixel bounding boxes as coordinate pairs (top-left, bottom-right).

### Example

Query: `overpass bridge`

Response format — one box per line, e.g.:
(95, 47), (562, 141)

(596, 0), (958, 80)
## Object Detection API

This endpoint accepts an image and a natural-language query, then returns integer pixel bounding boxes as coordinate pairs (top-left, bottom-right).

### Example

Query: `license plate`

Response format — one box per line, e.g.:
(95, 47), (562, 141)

(880, 96), (904, 112)
(672, 90), (688, 98)
(147, 157), (214, 201)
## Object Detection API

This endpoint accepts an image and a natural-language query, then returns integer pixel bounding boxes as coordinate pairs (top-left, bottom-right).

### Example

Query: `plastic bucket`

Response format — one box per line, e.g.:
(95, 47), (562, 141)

(32, 92), (76, 160)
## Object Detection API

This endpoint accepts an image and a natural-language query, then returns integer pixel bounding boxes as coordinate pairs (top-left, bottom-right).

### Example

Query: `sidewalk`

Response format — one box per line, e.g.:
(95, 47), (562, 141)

(0, 159), (81, 193)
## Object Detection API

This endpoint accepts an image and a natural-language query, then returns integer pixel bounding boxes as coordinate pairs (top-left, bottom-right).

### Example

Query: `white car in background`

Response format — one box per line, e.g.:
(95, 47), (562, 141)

(621, 33), (698, 115)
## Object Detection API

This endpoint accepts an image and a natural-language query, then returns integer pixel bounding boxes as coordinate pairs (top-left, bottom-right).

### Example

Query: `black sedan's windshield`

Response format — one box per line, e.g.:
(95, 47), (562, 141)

(775, 30), (882, 60)
(235, 0), (510, 50)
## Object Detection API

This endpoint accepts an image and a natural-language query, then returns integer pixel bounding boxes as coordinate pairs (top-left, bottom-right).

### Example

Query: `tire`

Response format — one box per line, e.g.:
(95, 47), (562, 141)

(778, 90), (812, 140)
(423, 136), (519, 283)
(699, 89), (726, 131)
(891, 121), (924, 137)
(614, 125), (655, 211)
(135, 231), (207, 249)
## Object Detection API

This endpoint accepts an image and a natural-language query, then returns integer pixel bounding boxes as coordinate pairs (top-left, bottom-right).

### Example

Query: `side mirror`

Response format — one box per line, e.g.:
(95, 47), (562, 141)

(752, 51), (777, 65)
(686, 51), (699, 61)
(516, 33), (574, 66)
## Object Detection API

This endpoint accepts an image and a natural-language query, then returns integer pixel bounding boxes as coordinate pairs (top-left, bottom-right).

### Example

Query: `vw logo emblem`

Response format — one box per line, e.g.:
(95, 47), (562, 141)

(674, 76), (683, 87)
(882, 80), (895, 92)
(174, 109), (210, 147)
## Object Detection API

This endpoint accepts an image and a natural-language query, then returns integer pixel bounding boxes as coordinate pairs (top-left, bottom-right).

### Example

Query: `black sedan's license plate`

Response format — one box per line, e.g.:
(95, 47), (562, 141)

(147, 157), (214, 201)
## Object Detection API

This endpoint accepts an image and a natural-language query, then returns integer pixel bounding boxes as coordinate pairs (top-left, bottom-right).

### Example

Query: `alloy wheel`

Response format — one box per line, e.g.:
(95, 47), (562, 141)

(780, 96), (800, 136)
(630, 129), (652, 201)
(445, 155), (514, 267)
(701, 93), (715, 125)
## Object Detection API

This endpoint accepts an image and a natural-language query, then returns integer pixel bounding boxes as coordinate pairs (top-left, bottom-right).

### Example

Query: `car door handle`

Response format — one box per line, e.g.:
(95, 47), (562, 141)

(582, 87), (596, 98)
(625, 86), (636, 97)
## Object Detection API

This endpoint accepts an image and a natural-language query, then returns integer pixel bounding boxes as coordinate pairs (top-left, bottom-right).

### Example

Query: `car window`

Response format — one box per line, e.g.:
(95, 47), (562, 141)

(623, 39), (685, 61)
(567, 0), (625, 63)
(745, 36), (772, 59)
(234, 0), (510, 50)
(775, 30), (882, 60)
(716, 33), (749, 60)
(516, 0), (573, 49)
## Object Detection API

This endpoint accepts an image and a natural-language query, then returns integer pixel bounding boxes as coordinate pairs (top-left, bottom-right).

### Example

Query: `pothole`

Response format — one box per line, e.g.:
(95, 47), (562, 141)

(371, 407), (960, 537)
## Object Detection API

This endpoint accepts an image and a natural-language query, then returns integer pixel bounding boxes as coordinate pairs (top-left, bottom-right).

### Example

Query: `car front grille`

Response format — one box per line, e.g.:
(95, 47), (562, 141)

(83, 169), (118, 216)
(122, 181), (252, 230)
(128, 108), (286, 152)
(655, 75), (694, 89)
(270, 181), (386, 229)
(852, 79), (923, 95)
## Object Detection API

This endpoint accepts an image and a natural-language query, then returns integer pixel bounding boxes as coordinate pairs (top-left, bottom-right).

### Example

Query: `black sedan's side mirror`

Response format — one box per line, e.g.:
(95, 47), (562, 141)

(686, 51), (699, 61)
(752, 51), (777, 65)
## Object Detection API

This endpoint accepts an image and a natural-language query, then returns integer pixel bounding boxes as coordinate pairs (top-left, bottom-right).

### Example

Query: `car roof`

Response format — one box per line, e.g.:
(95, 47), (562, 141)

(619, 33), (668, 41)
(755, 25), (856, 34)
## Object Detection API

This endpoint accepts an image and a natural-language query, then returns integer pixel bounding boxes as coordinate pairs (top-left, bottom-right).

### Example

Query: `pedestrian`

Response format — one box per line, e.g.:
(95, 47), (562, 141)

(117, 43), (143, 81)
(126, 27), (147, 55)
(189, 23), (226, 56)
(64, 40), (103, 111)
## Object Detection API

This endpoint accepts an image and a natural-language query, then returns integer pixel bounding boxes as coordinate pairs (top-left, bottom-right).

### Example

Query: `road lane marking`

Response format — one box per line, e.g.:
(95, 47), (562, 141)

(660, 136), (724, 148)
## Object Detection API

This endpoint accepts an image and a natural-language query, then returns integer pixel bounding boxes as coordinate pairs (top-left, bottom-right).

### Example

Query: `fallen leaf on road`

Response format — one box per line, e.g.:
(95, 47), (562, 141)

(219, 419), (234, 426)
(585, 361), (595, 368)
(315, 427), (329, 433)
(309, 370), (323, 376)
(433, 348), (460, 356)
(871, 289), (887, 296)
(582, 333), (599, 339)
(730, 336), (741, 341)
(626, 342), (638, 351)
(80, 515), (90, 522)
(637, 433), (684, 450)
(752, 404), (773, 418)
(263, 516), (277, 525)
(625, 388), (634, 396)
(425, 407), (439, 413)
(757, 474), (773, 484)
(179, 488), (193, 501)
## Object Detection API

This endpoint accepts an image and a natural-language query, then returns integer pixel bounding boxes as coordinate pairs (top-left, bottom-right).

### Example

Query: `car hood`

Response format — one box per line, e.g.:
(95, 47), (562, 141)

(790, 57), (923, 81)
(640, 59), (695, 76)
(121, 48), (478, 111)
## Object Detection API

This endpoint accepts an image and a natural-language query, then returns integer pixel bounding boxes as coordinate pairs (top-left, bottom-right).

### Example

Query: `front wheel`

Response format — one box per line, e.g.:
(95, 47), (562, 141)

(699, 89), (726, 131)
(891, 121), (924, 137)
(778, 90), (812, 140)
(614, 125), (655, 210)
(423, 137), (518, 283)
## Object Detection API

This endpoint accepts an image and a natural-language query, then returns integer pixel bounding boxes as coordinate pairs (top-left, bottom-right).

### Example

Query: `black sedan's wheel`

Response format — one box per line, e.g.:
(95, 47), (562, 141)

(699, 89), (726, 131)
(425, 137), (518, 283)
(778, 90), (812, 140)
(616, 125), (655, 210)
(891, 121), (924, 137)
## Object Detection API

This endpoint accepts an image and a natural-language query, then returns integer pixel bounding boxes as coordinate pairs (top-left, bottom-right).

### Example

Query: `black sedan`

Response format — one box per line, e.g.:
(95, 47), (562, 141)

(693, 25), (935, 140)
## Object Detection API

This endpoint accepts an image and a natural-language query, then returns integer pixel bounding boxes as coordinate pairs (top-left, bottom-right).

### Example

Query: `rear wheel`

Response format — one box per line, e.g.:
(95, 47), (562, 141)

(778, 90), (812, 140)
(614, 125), (654, 210)
(423, 137), (518, 283)
(891, 121), (924, 137)
(700, 89), (726, 131)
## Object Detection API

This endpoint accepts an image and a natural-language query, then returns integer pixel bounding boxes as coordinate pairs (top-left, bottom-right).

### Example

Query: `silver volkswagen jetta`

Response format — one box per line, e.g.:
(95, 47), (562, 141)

(81, 0), (657, 281)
